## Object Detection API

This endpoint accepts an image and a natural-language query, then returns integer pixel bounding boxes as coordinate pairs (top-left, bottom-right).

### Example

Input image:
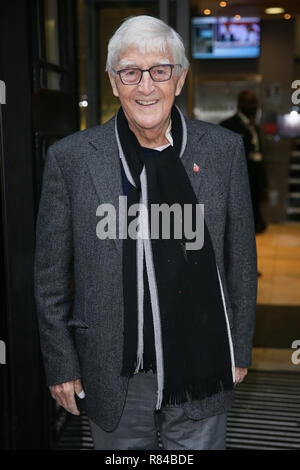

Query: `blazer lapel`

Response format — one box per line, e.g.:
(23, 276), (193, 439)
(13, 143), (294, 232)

(86, 120), (123, 255)
(181, 119), (209, 203)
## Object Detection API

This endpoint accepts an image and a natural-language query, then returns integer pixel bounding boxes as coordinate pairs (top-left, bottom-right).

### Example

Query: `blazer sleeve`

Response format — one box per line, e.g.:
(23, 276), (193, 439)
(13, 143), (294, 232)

(224, 135), (258, 368)
(34, 145), (81, 386)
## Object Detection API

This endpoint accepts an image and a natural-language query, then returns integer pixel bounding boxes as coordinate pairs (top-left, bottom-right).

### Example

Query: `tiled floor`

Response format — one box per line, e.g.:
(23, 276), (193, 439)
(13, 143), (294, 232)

(252, 222), (300, 371)
(256, 223), (300, 306)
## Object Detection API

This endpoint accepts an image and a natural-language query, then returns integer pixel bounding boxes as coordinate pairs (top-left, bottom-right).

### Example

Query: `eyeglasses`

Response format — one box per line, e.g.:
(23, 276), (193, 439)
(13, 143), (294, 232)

(114, 64), (182, 85)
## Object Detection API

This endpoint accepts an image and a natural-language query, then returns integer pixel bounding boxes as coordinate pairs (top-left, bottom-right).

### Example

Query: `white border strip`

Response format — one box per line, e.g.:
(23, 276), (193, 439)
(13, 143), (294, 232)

(175, 105), (187, 159)
(216, 263), (236, 383)
(141, 167), (165, 409)
(115, 117), (136, 187)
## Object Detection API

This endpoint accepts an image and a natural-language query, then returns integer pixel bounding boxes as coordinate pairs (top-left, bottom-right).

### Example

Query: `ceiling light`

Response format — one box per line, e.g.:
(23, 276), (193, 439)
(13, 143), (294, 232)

(219, 1), (227, 7)
(284, 13), (291, 20)
(265, 7), (285, 14)
(234, 14), (241, 20)
(203, 9), (211, 15)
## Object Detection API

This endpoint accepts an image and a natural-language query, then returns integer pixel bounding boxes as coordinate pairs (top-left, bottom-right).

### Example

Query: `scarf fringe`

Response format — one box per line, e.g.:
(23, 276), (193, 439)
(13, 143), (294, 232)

(134, 352), (143, 374)
(162, 376), (234, 406)
(121, 364), (233, 408)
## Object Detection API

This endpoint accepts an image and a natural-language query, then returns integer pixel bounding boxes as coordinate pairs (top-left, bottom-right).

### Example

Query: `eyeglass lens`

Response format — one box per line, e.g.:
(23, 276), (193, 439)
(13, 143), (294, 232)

(119, 65), (172, 84)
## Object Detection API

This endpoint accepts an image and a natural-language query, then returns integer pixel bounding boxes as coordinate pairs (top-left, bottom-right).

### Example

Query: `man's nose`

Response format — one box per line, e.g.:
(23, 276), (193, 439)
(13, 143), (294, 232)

(138, 71), (155, 94)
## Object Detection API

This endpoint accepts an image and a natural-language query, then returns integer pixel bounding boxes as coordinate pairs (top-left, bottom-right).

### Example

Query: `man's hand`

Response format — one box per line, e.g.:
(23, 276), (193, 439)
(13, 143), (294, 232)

(49, 378), (83, 415)
(235, 367), (248, 386)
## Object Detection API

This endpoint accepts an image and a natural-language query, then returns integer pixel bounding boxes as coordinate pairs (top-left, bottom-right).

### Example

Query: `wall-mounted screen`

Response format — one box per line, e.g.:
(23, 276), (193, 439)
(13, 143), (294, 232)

(192, 17), (260, 59)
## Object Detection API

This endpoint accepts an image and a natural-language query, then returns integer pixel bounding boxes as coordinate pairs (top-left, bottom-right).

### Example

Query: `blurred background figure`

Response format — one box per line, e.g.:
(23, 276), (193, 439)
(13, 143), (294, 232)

(220, 90), (268, 234)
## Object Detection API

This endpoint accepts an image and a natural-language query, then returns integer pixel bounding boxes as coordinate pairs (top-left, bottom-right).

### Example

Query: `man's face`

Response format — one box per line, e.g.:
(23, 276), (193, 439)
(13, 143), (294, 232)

(239, 96), (259, 120)
(108, 46), (187, 135)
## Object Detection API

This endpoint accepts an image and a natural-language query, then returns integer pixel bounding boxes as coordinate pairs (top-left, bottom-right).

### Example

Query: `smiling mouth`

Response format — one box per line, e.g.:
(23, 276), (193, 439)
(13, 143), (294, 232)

(136, 99), (159, 106)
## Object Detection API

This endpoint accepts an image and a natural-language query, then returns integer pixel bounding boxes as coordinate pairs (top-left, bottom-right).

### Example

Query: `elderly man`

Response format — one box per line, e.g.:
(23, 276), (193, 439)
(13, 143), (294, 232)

(34, 16), (257, 450)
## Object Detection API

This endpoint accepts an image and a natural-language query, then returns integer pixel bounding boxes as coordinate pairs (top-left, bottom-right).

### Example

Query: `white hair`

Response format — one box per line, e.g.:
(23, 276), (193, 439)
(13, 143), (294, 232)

(106, 15), (189, 76)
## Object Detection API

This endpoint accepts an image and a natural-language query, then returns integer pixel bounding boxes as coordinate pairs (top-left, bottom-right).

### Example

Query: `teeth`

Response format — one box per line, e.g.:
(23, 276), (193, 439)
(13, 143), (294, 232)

(136, 100), (157, 105)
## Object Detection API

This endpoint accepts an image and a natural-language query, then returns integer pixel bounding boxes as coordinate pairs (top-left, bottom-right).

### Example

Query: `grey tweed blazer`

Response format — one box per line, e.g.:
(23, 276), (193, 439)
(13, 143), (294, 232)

(34, 113), (257, 432)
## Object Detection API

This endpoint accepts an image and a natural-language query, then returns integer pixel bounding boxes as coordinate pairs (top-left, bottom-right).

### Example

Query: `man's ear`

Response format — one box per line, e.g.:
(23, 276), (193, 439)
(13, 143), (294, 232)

(108, 71), (120, 98)
(175, 69), (188, 97)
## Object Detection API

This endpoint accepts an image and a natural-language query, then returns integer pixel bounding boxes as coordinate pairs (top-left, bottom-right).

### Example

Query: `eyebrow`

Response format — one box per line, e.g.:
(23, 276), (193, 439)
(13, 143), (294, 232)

(117, 59), (171, 68)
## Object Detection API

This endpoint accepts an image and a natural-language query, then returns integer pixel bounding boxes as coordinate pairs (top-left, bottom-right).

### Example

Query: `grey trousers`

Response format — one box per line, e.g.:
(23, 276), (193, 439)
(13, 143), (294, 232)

(88, 371), (227, 450)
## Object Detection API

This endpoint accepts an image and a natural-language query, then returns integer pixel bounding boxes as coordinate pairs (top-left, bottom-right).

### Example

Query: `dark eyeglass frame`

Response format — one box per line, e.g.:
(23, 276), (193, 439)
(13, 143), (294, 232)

(113, 64), (182, 85)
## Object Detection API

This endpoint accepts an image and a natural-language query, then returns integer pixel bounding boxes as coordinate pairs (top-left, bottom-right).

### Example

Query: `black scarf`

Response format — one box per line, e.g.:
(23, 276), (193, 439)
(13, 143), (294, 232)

(117, 105), (234, 408)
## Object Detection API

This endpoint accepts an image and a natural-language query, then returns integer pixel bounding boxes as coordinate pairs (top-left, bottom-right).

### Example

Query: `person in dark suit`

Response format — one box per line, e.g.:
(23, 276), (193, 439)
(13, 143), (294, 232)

(34, 16), (257, 450)
(220, 90), (268, 234)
